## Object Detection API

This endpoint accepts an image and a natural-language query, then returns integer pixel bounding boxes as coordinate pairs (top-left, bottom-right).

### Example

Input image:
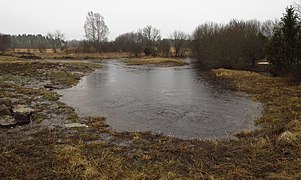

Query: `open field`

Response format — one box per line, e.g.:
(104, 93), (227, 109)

(0, 56), (301, 178)
(42, 52), (131, 60)
(6, 49), (190, 66)
(123, 57), (188, 67)
(5, 49), (131, 60)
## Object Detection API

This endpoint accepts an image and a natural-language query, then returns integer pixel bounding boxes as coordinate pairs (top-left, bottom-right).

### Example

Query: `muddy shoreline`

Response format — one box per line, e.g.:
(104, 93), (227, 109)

(1, 57), (300, 179)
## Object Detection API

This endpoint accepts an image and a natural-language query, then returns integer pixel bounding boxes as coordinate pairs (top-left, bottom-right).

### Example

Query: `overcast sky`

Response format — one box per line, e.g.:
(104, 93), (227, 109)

(0, 0), (296, 40)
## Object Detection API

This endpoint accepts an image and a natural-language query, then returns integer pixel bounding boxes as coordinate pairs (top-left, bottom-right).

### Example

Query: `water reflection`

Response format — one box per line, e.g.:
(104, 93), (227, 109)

(58, 60), (262, 139)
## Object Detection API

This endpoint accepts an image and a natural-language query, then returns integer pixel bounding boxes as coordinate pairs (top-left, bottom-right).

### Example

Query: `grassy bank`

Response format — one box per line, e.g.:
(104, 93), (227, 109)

(42, 52), (131, 60)
(4, 51), (131, 60)
(123, 57), (188, 67)
(213, 69), (301, 138)
(1, 58), (301, 179)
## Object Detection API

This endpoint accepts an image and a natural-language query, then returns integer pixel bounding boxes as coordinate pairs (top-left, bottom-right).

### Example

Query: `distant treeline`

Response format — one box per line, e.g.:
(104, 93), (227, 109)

(0, 28), (190, 57)
(0, 32), (66, 53)
(1, 6), (301, 77)
(10, 34), (53, 49)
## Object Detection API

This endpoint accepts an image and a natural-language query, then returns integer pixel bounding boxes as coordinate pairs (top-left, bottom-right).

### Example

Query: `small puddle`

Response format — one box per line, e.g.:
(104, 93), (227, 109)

(58, 59), (263, 139)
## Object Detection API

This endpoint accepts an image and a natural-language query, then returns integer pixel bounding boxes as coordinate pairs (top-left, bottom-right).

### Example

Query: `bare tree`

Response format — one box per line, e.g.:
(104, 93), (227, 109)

(170, 30), (188, 57)
(46, 33), (55, 52)
(244, 20), (266, 67)
(0, 34), (11, 53)
(261, 20), (279, 39)
(192, 22), (226, 67)
(54, 30), (65, 42)
(141, 25), (161, 42)
(115, 32), (143, 57)
(140, 25), (161, 56)
(158, 39), (171, 57)
(47, 30), (65, 53)
(192, 19), (266, 69)
(84, 11), (109, 51)
(129, 33), (144, 57)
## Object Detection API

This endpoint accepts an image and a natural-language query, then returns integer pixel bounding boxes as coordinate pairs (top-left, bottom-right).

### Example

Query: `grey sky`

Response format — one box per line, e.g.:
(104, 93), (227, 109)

(0, 0), (296, 40)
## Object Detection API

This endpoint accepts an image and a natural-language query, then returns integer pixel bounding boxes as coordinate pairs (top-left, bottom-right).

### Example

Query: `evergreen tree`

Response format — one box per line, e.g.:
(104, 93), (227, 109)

(282, 7), (300, 65)
(267, 6), (301, 70)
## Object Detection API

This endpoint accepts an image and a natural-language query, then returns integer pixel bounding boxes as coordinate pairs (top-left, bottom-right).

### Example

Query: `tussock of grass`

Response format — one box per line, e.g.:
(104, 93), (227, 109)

(2, 58), (301, 178)
(276, 131), (300, 146)
(86, 116), (109, 129)
(124, 57), (188, 66)
(54, 144), (99, 178)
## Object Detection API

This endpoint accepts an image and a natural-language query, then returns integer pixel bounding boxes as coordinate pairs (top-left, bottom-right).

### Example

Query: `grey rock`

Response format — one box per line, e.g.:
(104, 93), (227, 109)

(0, 98), (12, 108)
(14, 112), (32, 125)
(0, 116), (17, 128)
(0, 104), (12, 116)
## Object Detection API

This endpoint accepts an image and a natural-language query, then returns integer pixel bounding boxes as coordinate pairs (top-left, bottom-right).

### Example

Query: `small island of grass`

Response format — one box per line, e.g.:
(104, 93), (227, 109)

(123, 57), (188, 67)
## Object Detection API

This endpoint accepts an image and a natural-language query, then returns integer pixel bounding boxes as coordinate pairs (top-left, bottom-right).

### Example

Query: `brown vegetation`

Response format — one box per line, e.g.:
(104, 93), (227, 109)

(6, 49), (131, 60)
(123, 57), (188, 67)
(0, 56), (301, 179)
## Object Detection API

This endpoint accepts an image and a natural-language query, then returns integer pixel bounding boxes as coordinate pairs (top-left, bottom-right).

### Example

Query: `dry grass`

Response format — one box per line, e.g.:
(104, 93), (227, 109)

(0, 56), (25, 63)
(10, 48), (56, 53)
(41, 52), (131, 60)
(213, 68), (301, 137)
(5, 50), (131, 60)
(123, 57), (188, 66)
(1, 59), (301, 178)
(0, 59), (99, 86)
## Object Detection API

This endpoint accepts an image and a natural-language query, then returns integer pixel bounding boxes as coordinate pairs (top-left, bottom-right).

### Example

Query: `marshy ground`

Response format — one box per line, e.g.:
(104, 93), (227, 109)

(0, 56), (301, 179)
(123, 57), (188, 67)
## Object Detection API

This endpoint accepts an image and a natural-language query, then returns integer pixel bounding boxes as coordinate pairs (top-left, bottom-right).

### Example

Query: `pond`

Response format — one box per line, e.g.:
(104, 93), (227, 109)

(58, 59), (263, 139)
